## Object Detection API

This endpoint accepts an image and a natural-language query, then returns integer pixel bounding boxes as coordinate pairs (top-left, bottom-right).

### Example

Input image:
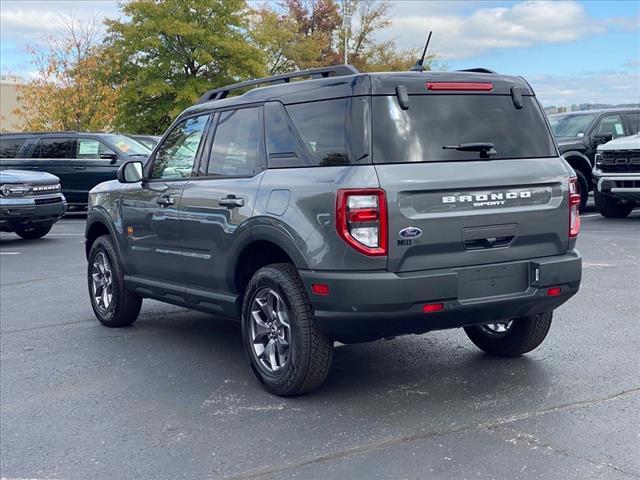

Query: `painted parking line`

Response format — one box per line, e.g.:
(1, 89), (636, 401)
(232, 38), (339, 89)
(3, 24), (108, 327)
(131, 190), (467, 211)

(0, 252), (21, 255)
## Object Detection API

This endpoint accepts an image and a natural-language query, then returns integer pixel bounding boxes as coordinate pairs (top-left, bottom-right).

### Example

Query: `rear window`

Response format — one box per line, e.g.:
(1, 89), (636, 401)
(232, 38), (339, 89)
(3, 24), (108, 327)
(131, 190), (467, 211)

(372, 95), (557, 163)
(0, 137), (27, 158)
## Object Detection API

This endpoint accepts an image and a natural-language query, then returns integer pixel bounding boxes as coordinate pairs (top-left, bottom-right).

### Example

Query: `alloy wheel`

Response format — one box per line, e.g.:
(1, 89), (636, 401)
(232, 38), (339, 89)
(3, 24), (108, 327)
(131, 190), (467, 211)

(91, 251), (114, 313)
(480, 320), (514, 336)
(249, 287), (292, 374)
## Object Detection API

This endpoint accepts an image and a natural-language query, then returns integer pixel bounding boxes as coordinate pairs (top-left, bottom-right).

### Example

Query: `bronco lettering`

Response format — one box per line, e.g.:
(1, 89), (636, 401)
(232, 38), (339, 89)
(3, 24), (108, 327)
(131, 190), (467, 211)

(442, 191), (533, 204)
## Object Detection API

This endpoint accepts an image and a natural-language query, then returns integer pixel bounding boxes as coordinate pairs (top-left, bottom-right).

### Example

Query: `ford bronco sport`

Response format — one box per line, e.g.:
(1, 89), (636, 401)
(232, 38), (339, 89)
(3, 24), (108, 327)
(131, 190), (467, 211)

(85, 65), (582, 396)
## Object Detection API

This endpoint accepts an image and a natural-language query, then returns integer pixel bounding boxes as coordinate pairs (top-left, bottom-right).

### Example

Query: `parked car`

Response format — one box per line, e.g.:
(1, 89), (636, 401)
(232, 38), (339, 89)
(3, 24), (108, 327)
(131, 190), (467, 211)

(128, 134), (161, 150)
(0, 132), (151, 206)
(548, 108), (639, 210)
(0, 169), (66, 239)
(592, 133), (639, 218)
(85, 65), (582, 396)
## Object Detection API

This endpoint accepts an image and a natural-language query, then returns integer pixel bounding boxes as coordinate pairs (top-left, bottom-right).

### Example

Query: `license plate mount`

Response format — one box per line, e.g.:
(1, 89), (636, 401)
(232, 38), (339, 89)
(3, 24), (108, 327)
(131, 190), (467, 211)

(457, 263), (529, 300)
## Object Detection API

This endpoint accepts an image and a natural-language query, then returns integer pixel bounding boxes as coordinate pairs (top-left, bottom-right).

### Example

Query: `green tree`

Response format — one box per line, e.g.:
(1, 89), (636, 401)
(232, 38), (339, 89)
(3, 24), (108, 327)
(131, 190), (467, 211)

(250, 0), (431, 74)
(106, 0), (265, 134)
(250, 0), (341, 75)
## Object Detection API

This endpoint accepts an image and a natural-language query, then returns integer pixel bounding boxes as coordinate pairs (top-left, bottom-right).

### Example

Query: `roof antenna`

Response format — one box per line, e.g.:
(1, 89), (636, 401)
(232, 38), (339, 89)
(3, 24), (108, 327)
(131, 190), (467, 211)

(410, 31), (432, 72)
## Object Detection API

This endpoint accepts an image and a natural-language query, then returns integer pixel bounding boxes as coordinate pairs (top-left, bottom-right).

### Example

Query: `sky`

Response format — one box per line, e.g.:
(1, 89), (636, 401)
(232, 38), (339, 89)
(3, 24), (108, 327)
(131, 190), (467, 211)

(1, 0), (638, 107)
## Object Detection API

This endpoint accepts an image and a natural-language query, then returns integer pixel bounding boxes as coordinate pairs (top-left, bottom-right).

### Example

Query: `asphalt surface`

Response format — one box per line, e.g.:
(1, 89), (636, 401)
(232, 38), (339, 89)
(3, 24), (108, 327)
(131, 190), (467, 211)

(1, 207), (639, 480)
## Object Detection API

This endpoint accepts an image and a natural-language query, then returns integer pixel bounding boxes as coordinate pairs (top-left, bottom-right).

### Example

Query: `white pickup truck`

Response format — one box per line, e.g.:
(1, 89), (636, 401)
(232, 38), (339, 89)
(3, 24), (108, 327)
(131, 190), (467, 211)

(593, 134), (640, 218)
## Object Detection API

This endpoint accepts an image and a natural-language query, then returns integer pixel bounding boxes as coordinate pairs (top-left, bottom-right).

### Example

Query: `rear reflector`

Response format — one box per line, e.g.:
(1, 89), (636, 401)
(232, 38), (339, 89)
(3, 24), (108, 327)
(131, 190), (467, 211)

(312, 283), (330, 296)
(426, 82), (494, 91)
(547, 287), (562, 297)
(423, 303), (444, 313)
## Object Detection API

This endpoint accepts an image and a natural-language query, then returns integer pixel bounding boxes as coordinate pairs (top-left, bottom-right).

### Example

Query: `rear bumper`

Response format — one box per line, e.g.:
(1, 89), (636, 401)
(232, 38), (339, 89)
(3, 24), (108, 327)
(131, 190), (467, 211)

(299, 251), (581, 343)
(0, 196), (67, 232)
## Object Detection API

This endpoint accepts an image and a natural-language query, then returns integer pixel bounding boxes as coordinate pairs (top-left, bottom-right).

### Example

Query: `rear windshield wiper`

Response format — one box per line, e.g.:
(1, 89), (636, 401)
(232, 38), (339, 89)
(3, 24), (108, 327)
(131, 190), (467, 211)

(442, 142), (497, 159)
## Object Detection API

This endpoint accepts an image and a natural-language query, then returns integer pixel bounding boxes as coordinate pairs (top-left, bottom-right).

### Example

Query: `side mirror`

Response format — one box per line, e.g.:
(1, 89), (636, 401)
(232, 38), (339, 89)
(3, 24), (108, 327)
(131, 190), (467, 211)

(592, 133), (613, 146)
(117, 160), (144, 183)
(100, 153), (119, 163)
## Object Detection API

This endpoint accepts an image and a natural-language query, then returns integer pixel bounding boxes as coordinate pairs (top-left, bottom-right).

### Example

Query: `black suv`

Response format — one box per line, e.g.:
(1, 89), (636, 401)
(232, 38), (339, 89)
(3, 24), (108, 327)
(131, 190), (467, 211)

(85, 66), (582, 396)
(548, 108), (640, 209)
(0, 132), (151, 205)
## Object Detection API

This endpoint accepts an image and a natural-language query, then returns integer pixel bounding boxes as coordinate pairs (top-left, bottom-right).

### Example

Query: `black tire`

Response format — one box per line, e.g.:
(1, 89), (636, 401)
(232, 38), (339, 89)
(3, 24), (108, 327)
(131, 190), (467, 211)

(15, 225), (52, 239)
(87, 235), (142, 327)
(464, 312), (553, 357)
(574, 169), (589, 213)
(594, 191), (634, 218)
(241, 263), (333, 396)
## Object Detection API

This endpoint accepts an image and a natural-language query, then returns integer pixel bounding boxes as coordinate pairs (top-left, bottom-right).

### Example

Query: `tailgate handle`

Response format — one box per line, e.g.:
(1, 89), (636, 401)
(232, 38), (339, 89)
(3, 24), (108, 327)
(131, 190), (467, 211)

(463, 224), (517, 250)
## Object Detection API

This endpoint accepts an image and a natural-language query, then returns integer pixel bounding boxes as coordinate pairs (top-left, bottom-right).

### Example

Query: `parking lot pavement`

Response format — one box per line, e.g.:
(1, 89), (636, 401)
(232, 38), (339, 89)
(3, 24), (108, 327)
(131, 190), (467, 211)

(1, 210), (639, 480)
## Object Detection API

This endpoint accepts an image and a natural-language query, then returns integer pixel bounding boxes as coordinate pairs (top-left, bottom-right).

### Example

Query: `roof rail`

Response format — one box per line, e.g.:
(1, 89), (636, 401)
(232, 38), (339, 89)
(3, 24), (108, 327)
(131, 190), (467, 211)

(457, 68), (498, 74)
(196, 65), (360, 104)
(0, 131), (80, 135)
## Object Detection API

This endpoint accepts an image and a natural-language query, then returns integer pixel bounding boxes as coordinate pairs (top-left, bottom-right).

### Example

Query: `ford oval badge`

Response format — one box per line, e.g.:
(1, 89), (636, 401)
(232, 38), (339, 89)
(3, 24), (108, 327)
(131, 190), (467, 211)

(399, 227), (423, 239)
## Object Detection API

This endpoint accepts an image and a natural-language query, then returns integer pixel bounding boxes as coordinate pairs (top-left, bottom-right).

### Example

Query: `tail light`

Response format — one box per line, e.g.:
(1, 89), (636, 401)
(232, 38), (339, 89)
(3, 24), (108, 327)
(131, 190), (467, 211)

(336, 189), (387, 256)
(569, 177), (581, 238)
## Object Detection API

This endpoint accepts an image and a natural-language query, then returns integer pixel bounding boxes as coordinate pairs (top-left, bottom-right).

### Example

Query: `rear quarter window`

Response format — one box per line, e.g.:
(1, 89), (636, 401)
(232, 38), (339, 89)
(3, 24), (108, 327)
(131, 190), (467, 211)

(0, 137), (27, 158)
(372, 95), (557, 163)
(286, 99), (350, 166)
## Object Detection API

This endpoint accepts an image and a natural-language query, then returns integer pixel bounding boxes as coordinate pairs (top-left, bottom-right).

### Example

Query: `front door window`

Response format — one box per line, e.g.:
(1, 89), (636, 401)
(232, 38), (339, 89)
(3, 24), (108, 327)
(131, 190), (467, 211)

(595, 115), (625, 139)
(151, 114), (210, 179)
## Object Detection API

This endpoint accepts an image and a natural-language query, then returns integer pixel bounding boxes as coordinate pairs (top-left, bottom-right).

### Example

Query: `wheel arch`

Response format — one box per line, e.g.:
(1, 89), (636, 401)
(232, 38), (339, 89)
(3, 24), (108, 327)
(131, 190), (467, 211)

(85, 210), (124, 262)
(230, 225), (310, 297)
(561, 151), (593, 187)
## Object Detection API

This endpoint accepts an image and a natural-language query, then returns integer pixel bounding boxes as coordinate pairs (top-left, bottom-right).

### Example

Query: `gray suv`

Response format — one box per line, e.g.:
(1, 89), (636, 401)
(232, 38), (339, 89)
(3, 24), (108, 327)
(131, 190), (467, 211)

(85, 66), (582, 395)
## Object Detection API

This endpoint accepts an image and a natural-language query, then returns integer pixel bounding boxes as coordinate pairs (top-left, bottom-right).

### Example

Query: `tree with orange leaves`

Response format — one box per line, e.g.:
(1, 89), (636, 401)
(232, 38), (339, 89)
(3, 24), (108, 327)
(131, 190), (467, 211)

(13, 17), (120, 132)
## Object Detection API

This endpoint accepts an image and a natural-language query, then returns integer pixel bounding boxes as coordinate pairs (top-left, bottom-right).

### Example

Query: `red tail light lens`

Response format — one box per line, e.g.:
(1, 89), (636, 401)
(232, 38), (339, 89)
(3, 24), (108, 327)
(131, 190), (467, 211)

(569, 177), (581, 239)
(426, 82), (494, 91)
(336, 189), (388, 256)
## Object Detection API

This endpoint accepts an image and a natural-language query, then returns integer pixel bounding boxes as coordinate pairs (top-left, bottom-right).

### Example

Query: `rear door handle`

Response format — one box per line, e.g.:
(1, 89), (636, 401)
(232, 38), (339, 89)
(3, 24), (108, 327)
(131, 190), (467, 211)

(74, 166), (87, 171)
(156, 194), (175, 206)
(218, 195), (244, 208)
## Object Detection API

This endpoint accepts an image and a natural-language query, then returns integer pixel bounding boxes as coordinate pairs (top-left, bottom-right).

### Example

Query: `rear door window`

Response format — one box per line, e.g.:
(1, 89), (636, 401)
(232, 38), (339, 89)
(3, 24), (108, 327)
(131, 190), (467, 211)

(286, 99), (350, 166)
(0, 137), (27, 158)
(372, 95), (556, 163)
(207, 107), (263, 177)
(35, 137), (76, 158)
(264, 102), (311, 168)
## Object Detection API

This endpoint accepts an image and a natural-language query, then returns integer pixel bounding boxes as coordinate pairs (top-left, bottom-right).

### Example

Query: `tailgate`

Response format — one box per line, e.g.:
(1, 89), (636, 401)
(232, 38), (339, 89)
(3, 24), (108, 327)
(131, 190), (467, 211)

(370, 90), (571, 273)
(376, 158), (570, 272)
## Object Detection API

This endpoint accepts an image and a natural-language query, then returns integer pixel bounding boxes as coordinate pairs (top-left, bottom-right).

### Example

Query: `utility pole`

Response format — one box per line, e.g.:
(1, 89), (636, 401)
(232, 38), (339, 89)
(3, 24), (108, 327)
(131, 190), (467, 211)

(342, 9), (352, 65)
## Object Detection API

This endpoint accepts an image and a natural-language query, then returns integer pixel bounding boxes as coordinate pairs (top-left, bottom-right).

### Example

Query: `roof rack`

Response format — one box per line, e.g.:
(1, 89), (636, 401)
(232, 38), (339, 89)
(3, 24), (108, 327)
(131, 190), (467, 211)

(457, 68), (498, 74)
(196, 65), (360, 104)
